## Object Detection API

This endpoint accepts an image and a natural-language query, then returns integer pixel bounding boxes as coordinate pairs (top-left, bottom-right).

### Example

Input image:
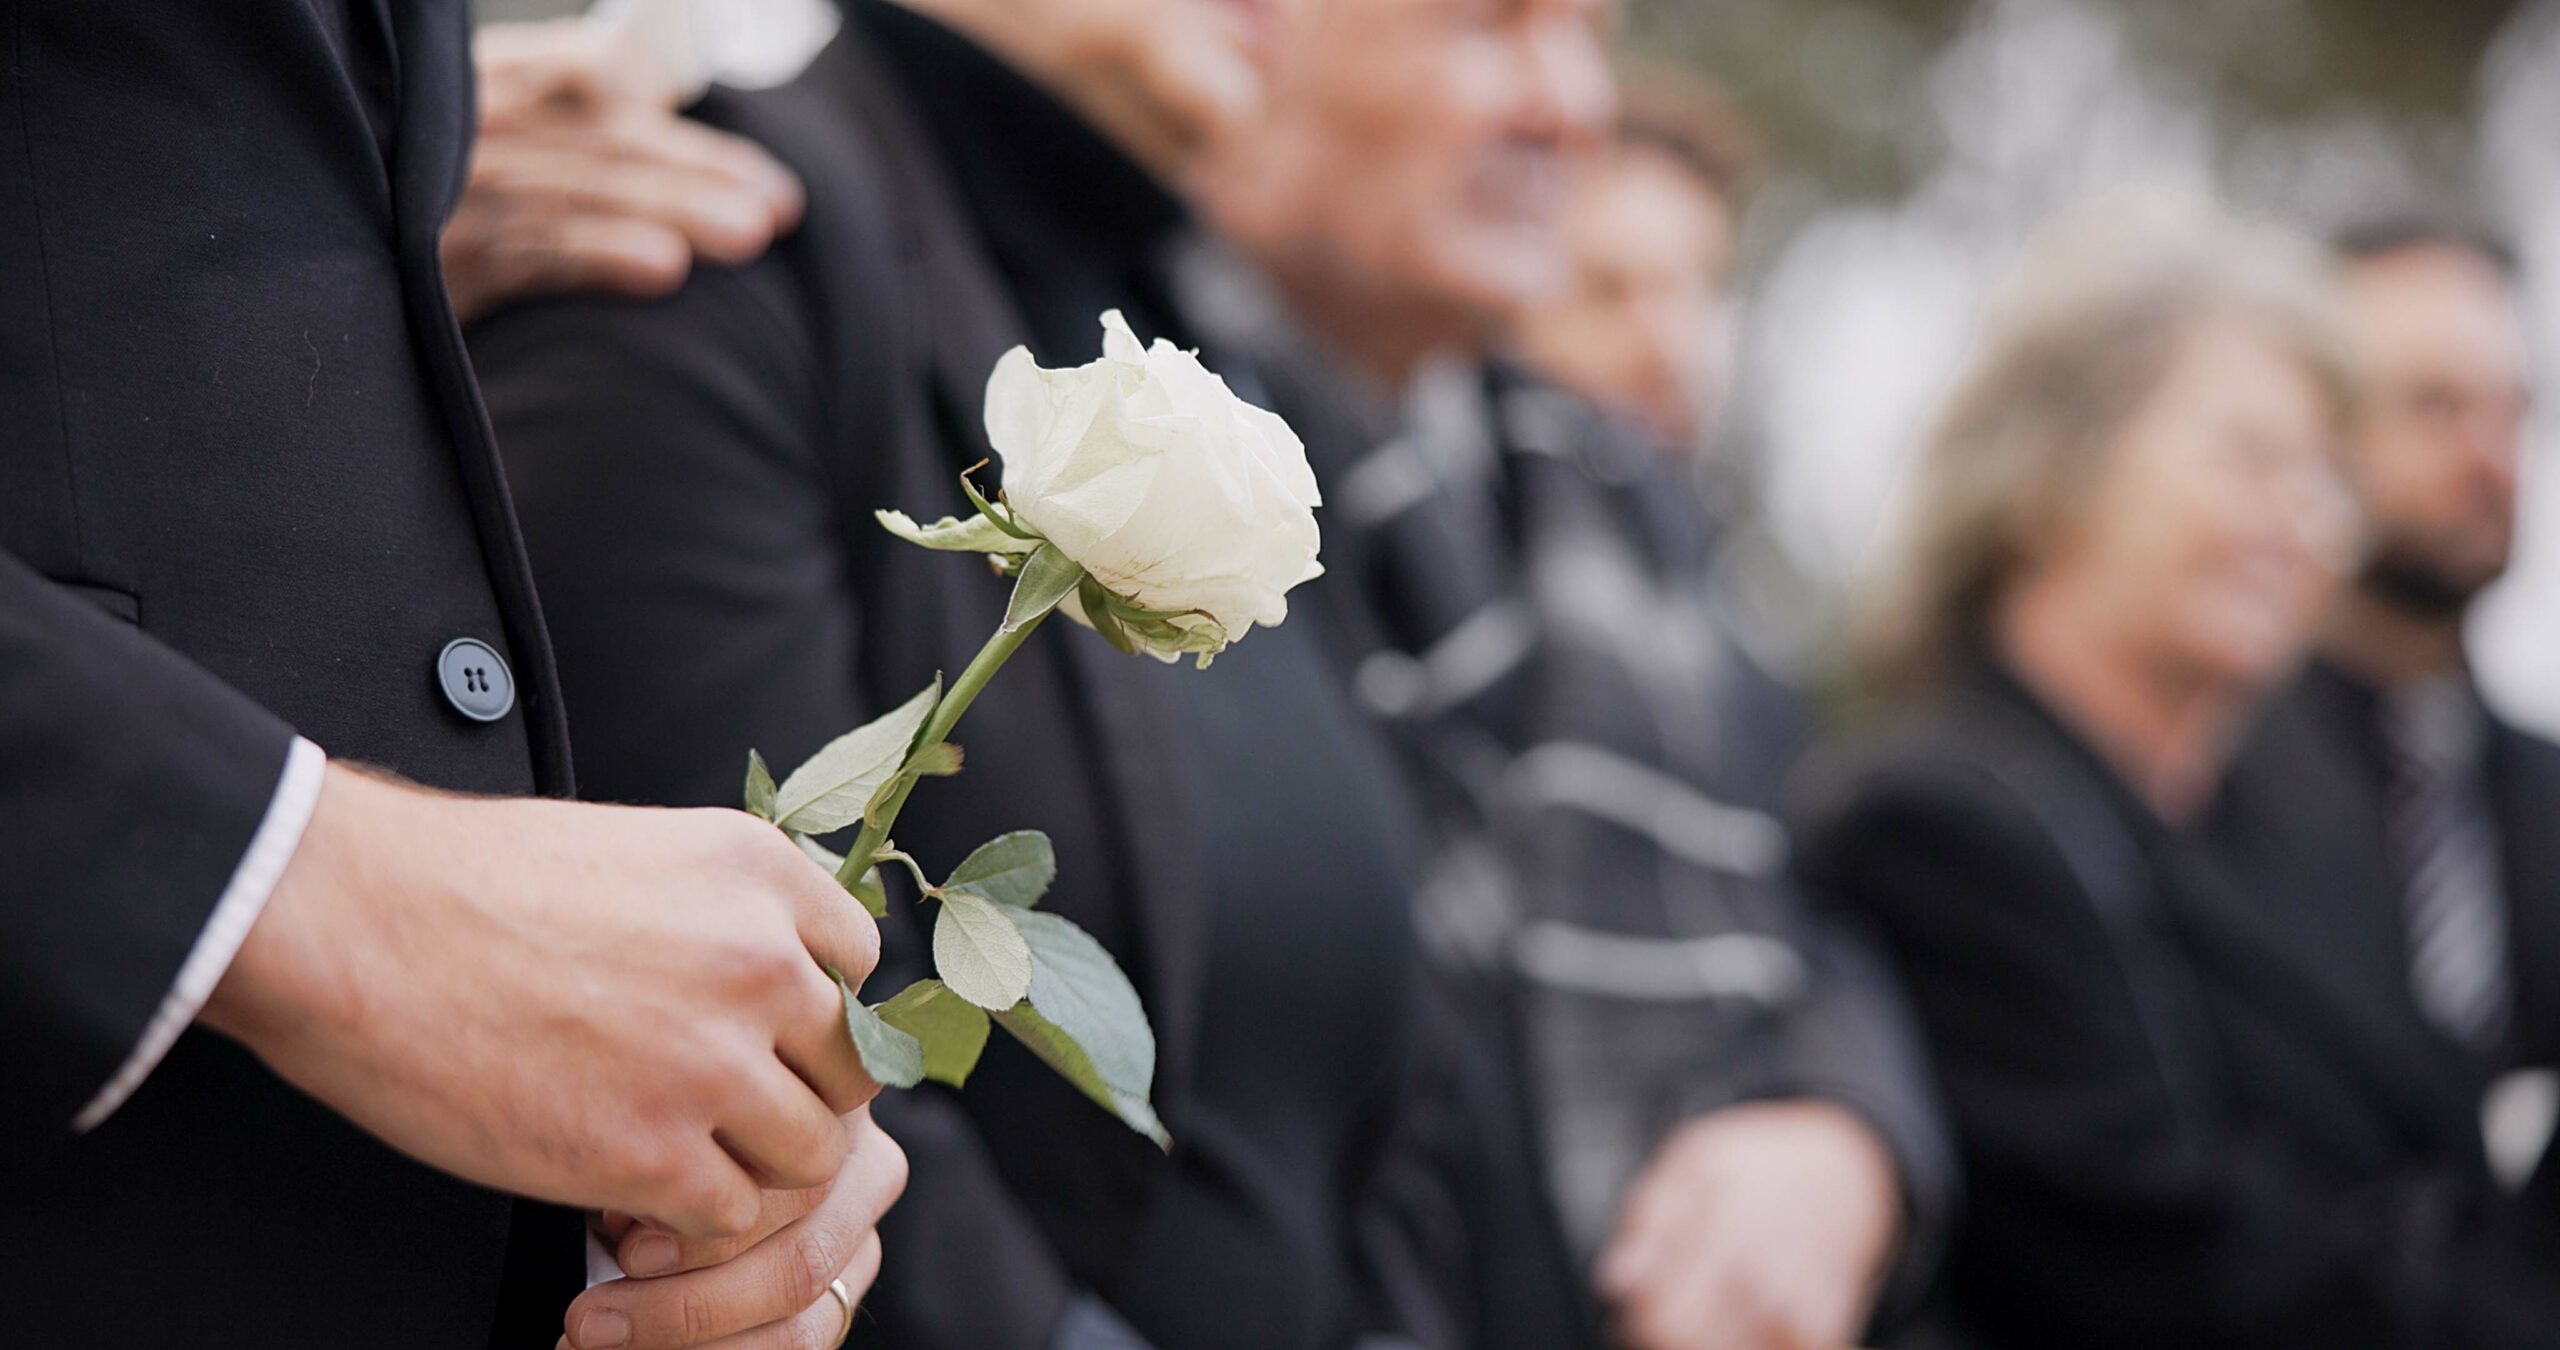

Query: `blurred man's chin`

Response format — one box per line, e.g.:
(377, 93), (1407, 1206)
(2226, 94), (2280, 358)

(2359, 544), (2503, 618)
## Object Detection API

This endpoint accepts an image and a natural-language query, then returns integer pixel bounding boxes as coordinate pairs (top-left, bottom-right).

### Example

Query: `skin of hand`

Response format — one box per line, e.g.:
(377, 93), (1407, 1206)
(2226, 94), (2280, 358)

(1596, 1099), (1902, 1350)
(560, 1108), (909, 1350)
(200, 762), (884, 1239)
(443, 18), (807, 325)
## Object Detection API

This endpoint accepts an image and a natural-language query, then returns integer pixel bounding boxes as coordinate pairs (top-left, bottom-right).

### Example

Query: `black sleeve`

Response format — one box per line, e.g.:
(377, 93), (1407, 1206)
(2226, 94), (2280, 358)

(471, 260), (1081, 1350)
(1794, 758), (2422, 1349)
(1, 550), (297, 1162)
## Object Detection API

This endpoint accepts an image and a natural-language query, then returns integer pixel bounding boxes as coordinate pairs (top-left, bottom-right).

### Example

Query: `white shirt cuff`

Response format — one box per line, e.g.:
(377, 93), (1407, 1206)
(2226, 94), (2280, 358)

(588, 1230), (623, 1288)
(71, 735), (328, 1132)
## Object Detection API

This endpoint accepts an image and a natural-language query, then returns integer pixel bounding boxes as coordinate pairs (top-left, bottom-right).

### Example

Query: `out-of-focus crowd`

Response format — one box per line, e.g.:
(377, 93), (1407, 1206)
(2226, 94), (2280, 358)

(451, 0), (2556, 1347)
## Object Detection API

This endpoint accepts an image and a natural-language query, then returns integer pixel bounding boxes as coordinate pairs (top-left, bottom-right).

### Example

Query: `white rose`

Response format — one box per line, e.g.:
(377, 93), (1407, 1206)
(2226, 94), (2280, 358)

(979, 310), (1323, 663)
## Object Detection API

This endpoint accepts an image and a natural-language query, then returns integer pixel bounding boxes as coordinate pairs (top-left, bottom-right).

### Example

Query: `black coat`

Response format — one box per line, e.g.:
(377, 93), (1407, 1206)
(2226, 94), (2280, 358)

(2210, 664), (2560, 1229)
(1796, 659), (2560, 1350)
(0, 2), (578, 1345)
(472, 5), (1549, 1342)
(1174, 270), (1955, 1330)
(472, 22), (1238, 1350)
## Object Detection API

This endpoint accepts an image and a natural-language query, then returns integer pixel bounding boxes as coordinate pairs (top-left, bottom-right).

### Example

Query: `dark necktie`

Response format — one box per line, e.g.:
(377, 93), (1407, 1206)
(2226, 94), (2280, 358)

(2381, 680), (2511, 1050)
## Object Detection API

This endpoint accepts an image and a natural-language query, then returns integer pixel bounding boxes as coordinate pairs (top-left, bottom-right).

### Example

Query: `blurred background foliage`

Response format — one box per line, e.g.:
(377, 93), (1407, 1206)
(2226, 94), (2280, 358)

(1626, 0), (2515, 216)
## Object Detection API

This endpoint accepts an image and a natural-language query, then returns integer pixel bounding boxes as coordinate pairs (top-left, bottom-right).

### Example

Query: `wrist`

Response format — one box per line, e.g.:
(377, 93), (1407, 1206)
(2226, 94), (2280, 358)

(1786, 1098), (1905, 1277)
(200, 761), (397, 1052)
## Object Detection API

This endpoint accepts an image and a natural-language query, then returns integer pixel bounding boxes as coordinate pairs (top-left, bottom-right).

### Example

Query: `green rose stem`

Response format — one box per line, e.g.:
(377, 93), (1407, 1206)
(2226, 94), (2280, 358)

(839, 607), (1054, 883)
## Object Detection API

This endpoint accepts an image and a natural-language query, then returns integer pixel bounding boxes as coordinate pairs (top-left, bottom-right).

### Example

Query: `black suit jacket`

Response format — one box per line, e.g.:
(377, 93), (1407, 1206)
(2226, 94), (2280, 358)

(1, 3), (578, 1344)
(472, 25), (1217, 1350)
(2212, 664), (2560, 1229)
(1796, 659), (2560, 1350)
(2212, 663), (2560, 1091)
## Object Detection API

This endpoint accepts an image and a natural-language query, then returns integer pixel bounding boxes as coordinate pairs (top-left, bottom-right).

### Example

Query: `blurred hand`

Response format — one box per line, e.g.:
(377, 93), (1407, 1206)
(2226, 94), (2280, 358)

(561, 1108), (908, 1350)
(1596, 1100), (1901, 1350)
(202, 763), (882, 1239)
(444, 19), (805, 324)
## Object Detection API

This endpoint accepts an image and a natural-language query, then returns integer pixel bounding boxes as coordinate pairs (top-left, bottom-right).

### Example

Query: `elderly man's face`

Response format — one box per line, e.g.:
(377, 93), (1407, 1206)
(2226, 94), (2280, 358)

(1246, 0), (1615, 319)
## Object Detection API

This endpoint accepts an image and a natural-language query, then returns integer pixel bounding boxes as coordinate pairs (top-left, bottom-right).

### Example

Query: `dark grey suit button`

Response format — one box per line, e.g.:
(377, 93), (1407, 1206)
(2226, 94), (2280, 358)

(436, 638), (516, 723)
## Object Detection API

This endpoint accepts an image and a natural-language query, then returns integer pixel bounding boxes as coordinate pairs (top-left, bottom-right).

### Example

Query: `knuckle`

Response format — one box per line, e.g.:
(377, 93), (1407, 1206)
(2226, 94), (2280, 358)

(866, 1130), (911, 1212)
(708, 807), (794, 871)
(783, 1224), (846, 1306)
(837, 1072), (884, 1117)
(796, 967), (847, 1030)
(666, 1166), (758, 1239)
(708, 1181), (764, 1237)
(848, 1232), (884, 1289)
(770, 1144), (844, 1196)
(677, 1283), (726, 1346)
(622, 1137), (690, 1198)
(734, 937), (808, 997)
(703, 937), (808, 1008)
(842, 908), (883, 975)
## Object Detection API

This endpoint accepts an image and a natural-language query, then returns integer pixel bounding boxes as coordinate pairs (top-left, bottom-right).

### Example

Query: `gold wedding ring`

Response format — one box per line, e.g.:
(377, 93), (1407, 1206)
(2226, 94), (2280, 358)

(826, 1276), (857, 1348)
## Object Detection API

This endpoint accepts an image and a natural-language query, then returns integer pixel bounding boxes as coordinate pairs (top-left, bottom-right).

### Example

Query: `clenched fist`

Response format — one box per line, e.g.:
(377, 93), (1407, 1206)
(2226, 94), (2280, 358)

(203, 763), (882, 1238)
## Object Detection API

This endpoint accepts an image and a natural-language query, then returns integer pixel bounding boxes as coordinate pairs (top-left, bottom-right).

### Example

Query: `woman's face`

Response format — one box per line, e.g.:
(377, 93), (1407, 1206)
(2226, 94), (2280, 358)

(2039, 317), (2359, 694)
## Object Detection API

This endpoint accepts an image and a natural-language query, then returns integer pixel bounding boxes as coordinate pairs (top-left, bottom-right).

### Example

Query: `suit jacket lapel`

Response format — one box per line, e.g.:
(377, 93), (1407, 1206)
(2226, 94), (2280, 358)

(812, 32), (1209, 1091)
(384, 1), (469, 269)
(377, 0), (575, 795)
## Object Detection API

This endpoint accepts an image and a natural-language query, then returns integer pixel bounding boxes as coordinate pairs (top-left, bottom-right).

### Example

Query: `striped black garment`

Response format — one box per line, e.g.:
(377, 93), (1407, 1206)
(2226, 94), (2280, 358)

(1170, 245), (1954, 1315)
(2382, 678), (2514, 1049)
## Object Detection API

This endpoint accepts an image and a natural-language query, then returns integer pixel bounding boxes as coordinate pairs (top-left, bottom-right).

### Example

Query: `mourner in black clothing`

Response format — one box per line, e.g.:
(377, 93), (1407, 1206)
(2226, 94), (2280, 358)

(2208, 219), (2560, 1326)
(1803, 195), (2560, 1348)
(1183, 4), (1950, 1345)
(0, 4), (897, 1348)
(473, 2), (1547, 1347)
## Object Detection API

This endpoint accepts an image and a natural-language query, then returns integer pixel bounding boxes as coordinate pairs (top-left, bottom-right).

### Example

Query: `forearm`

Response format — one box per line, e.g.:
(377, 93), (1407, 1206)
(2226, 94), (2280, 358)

(0, 552), (305, 1155)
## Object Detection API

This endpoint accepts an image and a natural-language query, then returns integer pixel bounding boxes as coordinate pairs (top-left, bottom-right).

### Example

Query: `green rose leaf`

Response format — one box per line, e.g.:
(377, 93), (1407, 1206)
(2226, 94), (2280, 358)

(877, 979), (992, 1087)
(743, 749), (779, 821)
(1008, 908), (1155, 1103)
(942, 830), (1057, 908)
(1002, 544), (1084, 634)
(994, 1002), (1170, 1150)
(876, 508), (1038, 556)
(933, 891), (1035, 1010)
(772, 678), (941, 834)
(837, 972), (924, 1090)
